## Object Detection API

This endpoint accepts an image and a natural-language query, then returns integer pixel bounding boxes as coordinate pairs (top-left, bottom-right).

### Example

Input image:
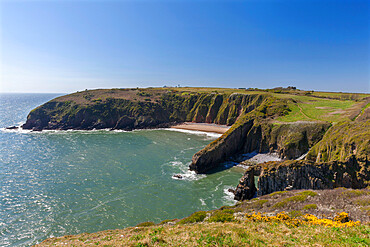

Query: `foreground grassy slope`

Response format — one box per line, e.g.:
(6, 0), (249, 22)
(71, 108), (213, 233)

(37, 188), (370, 246)
(36, 222), (369, 246)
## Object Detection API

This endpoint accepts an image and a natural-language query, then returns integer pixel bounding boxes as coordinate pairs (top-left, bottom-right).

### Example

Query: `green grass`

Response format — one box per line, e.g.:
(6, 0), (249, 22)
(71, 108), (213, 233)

(277, 97), (357, 123)
(303, 204), (318, 210)
(37, 221), (370, 247)
(208, 211), (234, 223)
(178, 211), (207, 224)
(135, 222), (155, 227)
(248, 199), (269, 209)
(298, 191), (318, 197)
(273, 191), (317, 209)
(355, 199), (370, 207)
(270, 191), (290, 196)
(343, 190), (370, 198)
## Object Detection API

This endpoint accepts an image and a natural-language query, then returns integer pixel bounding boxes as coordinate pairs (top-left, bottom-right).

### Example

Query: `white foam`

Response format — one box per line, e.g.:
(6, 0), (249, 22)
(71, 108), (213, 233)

(296, 152), (308, 160)
(199, 198), (206, 206)
(223, 186), (237, 204)
(169, 160), (207, 181)
(242, 152), (282, 164)
(1, 126), (222, 139)
(0, 127), (127, 135)
(171, 170), (206, 181)
(236, 163), (250, 169)
(0, 127), (32, 134)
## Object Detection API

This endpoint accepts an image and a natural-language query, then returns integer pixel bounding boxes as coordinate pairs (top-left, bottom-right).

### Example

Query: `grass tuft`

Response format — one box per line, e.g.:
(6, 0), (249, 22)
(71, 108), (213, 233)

(178, 211), (207, 224)
(303, 204), (318, 210)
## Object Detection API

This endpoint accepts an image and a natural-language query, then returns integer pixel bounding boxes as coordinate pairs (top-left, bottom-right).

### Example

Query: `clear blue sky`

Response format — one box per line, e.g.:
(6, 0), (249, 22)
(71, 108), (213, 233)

(1, 0), (369, 93)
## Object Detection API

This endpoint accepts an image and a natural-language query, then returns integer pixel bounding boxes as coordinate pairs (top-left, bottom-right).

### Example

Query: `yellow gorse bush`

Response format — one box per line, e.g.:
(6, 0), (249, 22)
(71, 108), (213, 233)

(245, 211), (360, 227)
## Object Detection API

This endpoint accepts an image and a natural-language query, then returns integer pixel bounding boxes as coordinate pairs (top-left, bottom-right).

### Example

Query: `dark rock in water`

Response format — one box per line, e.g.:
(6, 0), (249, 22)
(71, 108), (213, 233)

(172, 174), (183, 179)
(234, 166), (259, 201)
(227, 188), (235, 194)
(6, 126), (18, 130)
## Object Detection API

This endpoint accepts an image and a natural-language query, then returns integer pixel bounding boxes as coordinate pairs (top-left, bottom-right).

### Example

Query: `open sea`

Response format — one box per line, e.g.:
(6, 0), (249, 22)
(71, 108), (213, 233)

(0, 93), (243, 246)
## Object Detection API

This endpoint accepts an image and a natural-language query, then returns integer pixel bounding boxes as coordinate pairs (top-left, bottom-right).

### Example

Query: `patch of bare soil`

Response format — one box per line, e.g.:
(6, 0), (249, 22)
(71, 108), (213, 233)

(315, 106), (332, 109)
(329, 109), (345, 115)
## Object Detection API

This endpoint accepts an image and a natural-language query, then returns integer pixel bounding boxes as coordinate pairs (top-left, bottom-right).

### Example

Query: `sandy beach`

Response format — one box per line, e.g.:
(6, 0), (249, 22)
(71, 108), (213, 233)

(170, 122), (230, 134)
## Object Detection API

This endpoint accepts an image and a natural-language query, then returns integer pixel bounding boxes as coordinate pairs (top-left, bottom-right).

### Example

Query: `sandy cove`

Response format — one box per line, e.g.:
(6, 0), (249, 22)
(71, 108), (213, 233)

(170, 122), (230, 134)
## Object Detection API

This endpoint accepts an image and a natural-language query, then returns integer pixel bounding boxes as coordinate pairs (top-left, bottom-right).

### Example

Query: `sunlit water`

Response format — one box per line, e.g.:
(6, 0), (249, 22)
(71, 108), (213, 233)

(0, 93), (243, 246)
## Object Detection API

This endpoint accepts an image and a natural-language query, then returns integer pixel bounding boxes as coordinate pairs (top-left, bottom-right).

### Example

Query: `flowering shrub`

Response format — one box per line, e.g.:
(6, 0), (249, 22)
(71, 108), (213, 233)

(245, 212), (360, 228)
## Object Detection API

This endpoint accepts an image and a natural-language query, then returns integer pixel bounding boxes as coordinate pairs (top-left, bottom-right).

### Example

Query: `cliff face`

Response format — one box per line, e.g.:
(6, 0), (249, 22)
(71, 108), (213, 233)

(234, 157), (369, 200)
(306, 121), (370, 163)
(22, 91), (266, 131)
(23, 88), (368, 179)
(190, 118), (330, 173)
(234, 120), (370, 200)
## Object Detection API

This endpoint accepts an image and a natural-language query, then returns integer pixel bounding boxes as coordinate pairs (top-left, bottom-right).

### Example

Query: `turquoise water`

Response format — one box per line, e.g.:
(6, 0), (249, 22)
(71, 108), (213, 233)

(0, 94), (243, 246)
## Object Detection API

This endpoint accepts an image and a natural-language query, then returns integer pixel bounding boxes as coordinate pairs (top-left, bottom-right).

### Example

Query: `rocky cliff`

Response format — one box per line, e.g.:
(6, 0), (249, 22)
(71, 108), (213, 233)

(22, 89), (267, 131)
(190, 117), (330, 173)
(22, 88), (369, 178)
(234, 120), (370, 200)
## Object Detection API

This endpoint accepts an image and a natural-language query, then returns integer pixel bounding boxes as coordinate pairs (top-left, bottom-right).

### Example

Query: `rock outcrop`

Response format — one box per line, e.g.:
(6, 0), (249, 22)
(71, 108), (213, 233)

(190, 119), (330, 173)
(234, 157), (369, 200)
(22, 90), (267, 131)
(234, 120), (370, 200)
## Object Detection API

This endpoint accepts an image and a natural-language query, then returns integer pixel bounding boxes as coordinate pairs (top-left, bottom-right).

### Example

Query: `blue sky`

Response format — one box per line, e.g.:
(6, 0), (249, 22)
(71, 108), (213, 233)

(0, 0), (369, 93)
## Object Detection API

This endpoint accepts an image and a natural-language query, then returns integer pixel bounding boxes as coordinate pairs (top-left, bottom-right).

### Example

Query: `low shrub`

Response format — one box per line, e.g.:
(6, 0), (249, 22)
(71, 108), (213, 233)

(355, 198), (370, 206)
(245, 211), (359, 227)
(221, 209), (235, 214)
(269, 191), (289, 197)
(334, 212), (349, 223)
(342, 190), (369, 198)
(303, 204), (318, 210)
(289, 210), (303, 218)
(136, 221), (155, 227)
(178, 211), (207, 224)
(159, 219), (178, 225)
(298, 191), (318, 197)
(208, 211), (234, 223)
(220, 205), (235, 210)
(273, 194), (311, 209)
(136, 91), (152, 97)
(248, 199), (268, 209)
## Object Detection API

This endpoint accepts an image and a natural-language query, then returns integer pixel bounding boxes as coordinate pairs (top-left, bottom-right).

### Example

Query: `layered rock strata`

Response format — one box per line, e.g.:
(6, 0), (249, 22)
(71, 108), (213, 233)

(234, 120), (370, 200)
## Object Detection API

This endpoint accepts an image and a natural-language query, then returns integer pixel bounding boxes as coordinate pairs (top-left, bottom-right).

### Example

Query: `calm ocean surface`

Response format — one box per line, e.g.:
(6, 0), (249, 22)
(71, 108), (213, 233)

(0, 93), (243, 246)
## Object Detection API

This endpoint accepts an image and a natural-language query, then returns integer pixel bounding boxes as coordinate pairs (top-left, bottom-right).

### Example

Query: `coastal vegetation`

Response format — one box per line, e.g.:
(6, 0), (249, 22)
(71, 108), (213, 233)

(36, 221), (369, 246)
(36, 188), (370, 246)
(22, 87), (370, 245)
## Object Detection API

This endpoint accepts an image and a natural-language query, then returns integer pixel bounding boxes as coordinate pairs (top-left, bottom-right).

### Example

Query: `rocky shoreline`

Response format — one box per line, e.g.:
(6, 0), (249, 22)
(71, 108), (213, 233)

(20, 88), (370, 198)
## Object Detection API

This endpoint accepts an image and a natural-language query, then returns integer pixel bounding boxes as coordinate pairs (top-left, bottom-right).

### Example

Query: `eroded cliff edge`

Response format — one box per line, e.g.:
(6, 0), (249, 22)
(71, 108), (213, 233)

(22, 87), (369, 195)
(22, 89), (268, 131)
(234, 120), (370, 200)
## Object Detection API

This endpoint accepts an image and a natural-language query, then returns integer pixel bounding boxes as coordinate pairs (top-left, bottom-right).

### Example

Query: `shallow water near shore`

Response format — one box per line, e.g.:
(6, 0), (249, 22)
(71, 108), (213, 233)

(0, 94), (243, 246)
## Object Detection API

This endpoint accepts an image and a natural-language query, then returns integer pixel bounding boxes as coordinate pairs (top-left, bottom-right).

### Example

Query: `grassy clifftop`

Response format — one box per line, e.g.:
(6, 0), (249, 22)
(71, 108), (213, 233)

(22, 87), (369, 173)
